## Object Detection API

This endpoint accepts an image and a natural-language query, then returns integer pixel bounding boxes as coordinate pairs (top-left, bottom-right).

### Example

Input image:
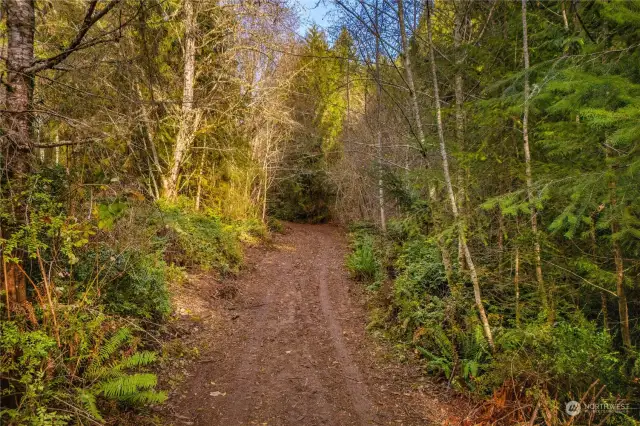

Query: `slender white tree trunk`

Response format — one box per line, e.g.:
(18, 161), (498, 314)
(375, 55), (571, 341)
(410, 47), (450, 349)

(375, 0), (386, 232)
(395, 0), (426, 154)
(426, 5), (494, 349)
(194, 148), (206, 211)
(454, 8), (468, 272)
(163, 0), (198, 200)
(521, 0), (549, 319)
(561, 1), (569, 30)
(396, 0), (455, 285)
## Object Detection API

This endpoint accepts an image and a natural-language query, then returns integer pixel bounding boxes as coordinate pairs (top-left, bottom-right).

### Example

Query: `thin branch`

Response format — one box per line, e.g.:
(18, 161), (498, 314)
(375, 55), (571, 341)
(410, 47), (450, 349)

(24, 0), (122, 74)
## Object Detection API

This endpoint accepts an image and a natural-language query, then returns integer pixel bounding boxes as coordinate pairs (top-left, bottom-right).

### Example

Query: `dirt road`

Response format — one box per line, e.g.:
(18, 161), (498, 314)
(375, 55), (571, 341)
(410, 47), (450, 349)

(161, 224), (463, 425)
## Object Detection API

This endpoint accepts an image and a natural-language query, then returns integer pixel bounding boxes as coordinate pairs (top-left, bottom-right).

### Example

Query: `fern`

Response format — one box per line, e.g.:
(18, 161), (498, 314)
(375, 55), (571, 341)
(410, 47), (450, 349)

(99, 373), (158, 400)
(86, 327), (132, 380)
(117, 351), (157, 370)
(124, 390), (168, 405)
(98, 327), (132, 363)
(79, 327), (165, 421)
(77, 389), (104, 422)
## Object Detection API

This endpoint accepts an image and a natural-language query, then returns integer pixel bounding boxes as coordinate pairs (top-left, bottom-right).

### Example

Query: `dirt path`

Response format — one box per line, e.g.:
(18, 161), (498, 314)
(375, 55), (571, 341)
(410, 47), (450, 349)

(161, 224), (465, 425)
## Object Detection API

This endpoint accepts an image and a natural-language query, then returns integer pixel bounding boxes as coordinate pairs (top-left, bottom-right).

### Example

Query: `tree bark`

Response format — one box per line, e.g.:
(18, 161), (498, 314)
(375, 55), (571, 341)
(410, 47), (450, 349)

(561, 1), (570, 31)
(514, 247), (520, 328)
(195, 148), (206, 211)
(426, 5), (494, 349)
(163, 0), (198, 200)
(609, 178), (631, 348)
(3, 0), (36, 307)
(374, 0), (386, 232)
(395, 0), (427, 158)
(137, 83), (163, 200)
(521, 0), (550, 320)
(454, 6), (468, 272)
(396, 0), (459, 288)
(613, 237), (631, 348)
(4, 0), (35, 175)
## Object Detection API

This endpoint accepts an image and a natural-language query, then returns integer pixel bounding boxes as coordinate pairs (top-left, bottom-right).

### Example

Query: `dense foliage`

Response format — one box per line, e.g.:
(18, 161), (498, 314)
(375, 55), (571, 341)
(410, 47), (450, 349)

(2, 0), (640, 424)
(0, 0), (279, 423)
(341, 1), (640, 423)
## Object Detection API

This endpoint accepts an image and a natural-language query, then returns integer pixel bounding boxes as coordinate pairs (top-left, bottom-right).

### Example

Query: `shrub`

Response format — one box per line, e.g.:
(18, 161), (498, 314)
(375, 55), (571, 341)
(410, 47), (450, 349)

(346, 230), (382, 285)
(0, 322), (65, 425)
(479, 318), (624, 398)
(74, 246), (171, 320)
(0, 315), (165, 425)
(392, 237), (448, 329)
(155, 202), (243, 274)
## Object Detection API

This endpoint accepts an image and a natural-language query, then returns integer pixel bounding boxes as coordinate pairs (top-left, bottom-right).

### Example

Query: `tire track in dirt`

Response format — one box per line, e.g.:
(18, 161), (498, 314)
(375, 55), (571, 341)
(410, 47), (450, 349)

(161, 223), (468, 426)
(314, 230), (377, 425)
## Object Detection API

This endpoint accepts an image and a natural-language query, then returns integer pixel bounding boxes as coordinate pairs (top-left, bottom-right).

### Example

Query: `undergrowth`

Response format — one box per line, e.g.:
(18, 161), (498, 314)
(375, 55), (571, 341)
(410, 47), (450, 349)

(346, 218), (640, 425)
(0, 172), (260, 425)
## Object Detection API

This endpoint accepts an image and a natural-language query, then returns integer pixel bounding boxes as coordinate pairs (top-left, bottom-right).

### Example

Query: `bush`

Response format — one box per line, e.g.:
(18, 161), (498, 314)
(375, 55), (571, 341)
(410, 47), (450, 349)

(481, 319), (624, 397)
(346, 230), (382, 285)
(393, 237), (449, 330)
(0, 178), (249, 425)
(0, 314), (165, 425)
(74, 246), (171, 320)
(345, 219), (492, 391)
(155, 202), (243, 274)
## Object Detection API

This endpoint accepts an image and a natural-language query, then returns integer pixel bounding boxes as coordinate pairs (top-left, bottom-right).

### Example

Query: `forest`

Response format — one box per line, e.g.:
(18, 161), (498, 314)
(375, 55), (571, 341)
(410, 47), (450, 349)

(1, 0), (639, 425)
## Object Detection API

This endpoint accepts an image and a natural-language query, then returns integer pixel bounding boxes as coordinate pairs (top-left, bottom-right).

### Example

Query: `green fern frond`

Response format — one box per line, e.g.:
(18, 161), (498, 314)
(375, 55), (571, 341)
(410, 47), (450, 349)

(99, 373), (157, 400)
(117, 351), (157, 370)
(77, 389), (104, 422)
(433, 326), (454, 360)
(98, 327), (132, 363)
(85, 363), (109, 381)
(87, 327), (133, 379)
(123, 390), (168, 405)
(97, 351), (157, 380)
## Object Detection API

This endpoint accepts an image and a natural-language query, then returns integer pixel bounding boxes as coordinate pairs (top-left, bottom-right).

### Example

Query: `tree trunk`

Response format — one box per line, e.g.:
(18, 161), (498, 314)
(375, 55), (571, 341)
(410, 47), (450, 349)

(395, 0), (427, 158)
(262, 136), (270, 223)
(426, 5), (494, 349)
(3, 0), (36, 307)
(561, 1), (570, 31)
(613, 237), (631, 348)
(396, 0), (459, 287)
(375, 0), (386, 232)
(137, 84), (163, 200)
(609, 178), (631, 348)
(514, 247), (520, 328)
(521, 0), (550, 320)
(163, 0), (197, 200)
(454, 7), (468, 272)
(4, 0), (34, 168)
(195, 148), (206, 211)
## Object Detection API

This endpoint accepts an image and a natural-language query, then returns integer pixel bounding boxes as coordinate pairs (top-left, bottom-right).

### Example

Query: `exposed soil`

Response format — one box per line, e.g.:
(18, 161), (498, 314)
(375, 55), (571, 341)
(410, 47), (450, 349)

(159, 223), (470, 425)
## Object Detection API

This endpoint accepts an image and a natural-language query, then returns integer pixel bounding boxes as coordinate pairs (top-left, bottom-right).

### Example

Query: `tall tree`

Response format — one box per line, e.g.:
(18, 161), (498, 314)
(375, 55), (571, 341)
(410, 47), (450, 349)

(521, 0), (549, 320)
(374, 0), (386, 232)
(425, 2), (494, 349)
(163, 0), (199, 200)
(2, 0), (122, 308)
